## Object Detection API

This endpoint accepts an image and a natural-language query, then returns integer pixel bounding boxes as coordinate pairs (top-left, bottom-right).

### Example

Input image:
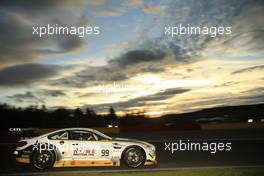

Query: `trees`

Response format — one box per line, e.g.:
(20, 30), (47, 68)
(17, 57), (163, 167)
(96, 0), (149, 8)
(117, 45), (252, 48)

(73, 108), (83, 119)
(85, 108), (96, 118)
(108, 106), (118, 127)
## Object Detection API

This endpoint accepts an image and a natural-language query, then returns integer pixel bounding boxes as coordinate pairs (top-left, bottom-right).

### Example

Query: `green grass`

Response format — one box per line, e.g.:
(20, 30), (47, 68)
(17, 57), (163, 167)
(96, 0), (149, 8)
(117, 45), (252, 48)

(46, 167), (264, 176)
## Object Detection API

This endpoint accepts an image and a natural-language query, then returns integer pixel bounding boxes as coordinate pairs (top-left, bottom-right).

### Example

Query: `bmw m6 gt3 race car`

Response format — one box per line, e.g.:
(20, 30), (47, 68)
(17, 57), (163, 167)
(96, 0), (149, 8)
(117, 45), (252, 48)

(13, 128), (157, 169)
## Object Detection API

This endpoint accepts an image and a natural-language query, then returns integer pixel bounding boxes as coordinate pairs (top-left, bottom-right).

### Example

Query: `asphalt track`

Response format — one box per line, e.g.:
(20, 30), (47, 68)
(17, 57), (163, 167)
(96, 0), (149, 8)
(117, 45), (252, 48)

(0, 129), (264, 175)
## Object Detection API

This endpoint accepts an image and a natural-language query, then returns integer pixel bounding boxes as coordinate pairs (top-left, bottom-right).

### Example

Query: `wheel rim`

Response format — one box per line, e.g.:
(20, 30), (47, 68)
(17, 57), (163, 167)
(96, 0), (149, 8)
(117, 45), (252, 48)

(33, 150), (53, 169)
(125, 148), (144, 167)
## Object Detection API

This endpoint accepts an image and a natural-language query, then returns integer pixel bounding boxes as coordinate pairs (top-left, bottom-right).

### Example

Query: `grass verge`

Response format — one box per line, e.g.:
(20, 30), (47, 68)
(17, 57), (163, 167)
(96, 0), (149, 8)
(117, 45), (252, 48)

(45, 167), (264, 176)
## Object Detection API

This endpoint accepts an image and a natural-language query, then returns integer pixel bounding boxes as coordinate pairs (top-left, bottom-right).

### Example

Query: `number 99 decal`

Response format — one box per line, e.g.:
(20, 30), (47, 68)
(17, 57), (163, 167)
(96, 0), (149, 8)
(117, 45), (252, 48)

(101, 149), (109, 156)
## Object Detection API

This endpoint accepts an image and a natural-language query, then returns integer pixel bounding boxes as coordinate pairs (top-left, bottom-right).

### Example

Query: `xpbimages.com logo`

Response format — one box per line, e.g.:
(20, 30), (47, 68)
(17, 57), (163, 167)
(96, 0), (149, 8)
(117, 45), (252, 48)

(164, 140), (232, 154)
(32, 24), (100, 37)
(32, 142), (100, 155)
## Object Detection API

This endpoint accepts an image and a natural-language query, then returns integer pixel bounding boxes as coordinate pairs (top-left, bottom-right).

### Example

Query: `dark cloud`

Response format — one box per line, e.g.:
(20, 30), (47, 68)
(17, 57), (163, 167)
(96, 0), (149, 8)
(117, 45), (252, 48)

(7, 91), (44, 104)
(78, 92), (96, 98)
(168, 43), (195, 61)
(231, 65), (264, 75)
(127, 88), (190, 104)
(51, 48), (169, 88)
(6, 89), (66, 104)
(0, 63), (61, 86)
(51, 66), (130, 88)
(0, 14), (40, 66)
(0, 0), (87, 67)
(110, 74), (128, 81)
(38, 90), (65, 97)
(0, 0), (90, 24)
(0, 0), (86, 15)
(51, 46), (192, 88)
(140, 67), (165, 73)
(109, 49), (167, 66)
(53, 37), (85, 53)
(51, 78), (88, 88)
(175, 86), (264, 112)
(241, 87), (264, 94)
(83, 88), (190, 112)
(214, 81), (239, 88)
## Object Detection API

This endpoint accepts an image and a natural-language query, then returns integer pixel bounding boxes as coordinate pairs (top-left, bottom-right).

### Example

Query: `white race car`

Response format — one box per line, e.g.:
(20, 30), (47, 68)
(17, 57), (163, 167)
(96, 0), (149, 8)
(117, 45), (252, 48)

(13, 128), (157, 169)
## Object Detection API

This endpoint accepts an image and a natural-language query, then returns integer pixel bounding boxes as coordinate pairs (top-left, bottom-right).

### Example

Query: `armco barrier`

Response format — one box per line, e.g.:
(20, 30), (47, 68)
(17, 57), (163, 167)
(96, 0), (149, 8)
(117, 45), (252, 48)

(94, 127), (120, 134)
(120, 124), (201, 133)
(3, 122), (264, 137)
(120, 122), (264, 133)
(200, 122), (264, 130)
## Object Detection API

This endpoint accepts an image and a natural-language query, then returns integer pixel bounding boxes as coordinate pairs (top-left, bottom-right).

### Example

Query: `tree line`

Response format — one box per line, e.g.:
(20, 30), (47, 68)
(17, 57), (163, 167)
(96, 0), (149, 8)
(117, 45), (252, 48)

(1, 103), (151, 128)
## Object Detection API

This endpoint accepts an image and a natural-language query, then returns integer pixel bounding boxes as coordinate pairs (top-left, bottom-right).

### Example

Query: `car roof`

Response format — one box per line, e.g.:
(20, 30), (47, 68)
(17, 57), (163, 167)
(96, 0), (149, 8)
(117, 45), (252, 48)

(39, 128), (111, 139)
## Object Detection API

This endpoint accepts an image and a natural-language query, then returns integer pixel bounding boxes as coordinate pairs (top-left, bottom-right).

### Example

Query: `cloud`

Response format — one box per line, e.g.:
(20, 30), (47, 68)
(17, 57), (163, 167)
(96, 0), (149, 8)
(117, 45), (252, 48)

(0, 0), (89, 21)
(231, 65), (264, 75)
(168, 43), (198, 61)
(6, 89), (66, 104)
(37, 90), (66, 97)
(7, 91), (44, 104)
(84, 88), (190, 112)
(225, 1), (264, 54)
(0, 0), (88, 67)
(143, 3), (165, 14)
(95, 10), (123, 17)
(214, 81), (239, 88)
(1, 0), (263, 114)
(51, 65), (129, 88)
(241, 87), (264, 94)
(109, 49), (167, 66)
(52, 48), (171, 87)
(128, 0), (143, 7)
(51, 41), (200, 88)
(140, 67), (165, 73)
(86, 0), (106, 6)
(154, 0), (264, 60)
(0, 63), (61, 86)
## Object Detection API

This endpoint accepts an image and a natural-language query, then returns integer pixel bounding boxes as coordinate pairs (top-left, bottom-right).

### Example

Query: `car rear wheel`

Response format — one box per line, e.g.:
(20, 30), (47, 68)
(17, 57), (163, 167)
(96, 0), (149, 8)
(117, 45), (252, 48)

(123, 146), (145, 168)
(32, 150), (55, 169)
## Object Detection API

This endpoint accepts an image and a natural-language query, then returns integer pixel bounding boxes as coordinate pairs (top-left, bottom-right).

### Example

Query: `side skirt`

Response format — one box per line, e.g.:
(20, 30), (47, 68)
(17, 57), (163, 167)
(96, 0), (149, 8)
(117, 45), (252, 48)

(53, 160), (120, 167)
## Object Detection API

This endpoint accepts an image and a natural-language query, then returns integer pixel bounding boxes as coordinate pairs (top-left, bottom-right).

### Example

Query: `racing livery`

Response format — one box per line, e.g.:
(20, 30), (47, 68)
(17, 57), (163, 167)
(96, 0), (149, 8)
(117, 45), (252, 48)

(13, 128), (157, 169)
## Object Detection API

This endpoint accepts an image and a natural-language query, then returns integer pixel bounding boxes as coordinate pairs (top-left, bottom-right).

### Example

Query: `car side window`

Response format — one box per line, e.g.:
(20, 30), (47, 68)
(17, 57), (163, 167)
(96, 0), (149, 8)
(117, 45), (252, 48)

(70, 131), (98, 141)
(49, 131), (69, 140)
(59, 131), (68, 140)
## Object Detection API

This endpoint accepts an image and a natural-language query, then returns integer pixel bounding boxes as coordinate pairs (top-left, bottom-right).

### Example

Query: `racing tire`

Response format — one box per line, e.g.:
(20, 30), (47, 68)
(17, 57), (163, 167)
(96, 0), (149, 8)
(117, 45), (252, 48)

(122, 146), (146, 168)
(31, 149), (55, 170)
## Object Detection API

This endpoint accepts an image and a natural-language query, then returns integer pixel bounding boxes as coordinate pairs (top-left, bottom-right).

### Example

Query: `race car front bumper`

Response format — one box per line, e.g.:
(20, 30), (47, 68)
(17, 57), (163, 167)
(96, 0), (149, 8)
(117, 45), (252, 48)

(144, 150), (157, 165)
(144, 159), (157, 165)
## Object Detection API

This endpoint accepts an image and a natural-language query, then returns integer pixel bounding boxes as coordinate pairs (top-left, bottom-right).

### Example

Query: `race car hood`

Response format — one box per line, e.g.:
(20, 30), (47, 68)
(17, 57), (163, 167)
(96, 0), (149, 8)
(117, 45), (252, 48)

(112, 137), (154, 148)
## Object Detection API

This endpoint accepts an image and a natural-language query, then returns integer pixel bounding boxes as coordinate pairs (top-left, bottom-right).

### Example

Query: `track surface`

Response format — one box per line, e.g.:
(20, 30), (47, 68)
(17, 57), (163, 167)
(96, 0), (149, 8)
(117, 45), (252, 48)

(0, 129), (264, 175)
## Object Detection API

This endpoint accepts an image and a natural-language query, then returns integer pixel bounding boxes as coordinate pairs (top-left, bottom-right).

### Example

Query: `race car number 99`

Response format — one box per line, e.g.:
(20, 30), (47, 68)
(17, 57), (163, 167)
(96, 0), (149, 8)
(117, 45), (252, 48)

(101, 149), (109, 156)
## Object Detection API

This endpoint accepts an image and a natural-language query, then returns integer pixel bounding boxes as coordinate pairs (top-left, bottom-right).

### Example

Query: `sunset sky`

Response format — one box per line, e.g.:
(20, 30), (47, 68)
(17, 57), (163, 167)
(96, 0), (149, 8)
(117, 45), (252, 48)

(0, 0), (263, 116)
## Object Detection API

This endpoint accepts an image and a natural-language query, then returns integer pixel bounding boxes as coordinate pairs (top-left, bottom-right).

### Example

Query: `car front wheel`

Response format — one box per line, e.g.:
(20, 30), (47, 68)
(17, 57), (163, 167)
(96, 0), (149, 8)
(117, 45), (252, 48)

(32, 150), (55, 169)
(123, 146), (146, 168)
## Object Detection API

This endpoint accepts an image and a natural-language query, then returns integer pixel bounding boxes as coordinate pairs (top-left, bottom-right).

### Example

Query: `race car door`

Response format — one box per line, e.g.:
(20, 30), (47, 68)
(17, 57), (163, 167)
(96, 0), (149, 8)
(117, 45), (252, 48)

(47, 130), (73, 160)
(70, 130), (112, 161)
